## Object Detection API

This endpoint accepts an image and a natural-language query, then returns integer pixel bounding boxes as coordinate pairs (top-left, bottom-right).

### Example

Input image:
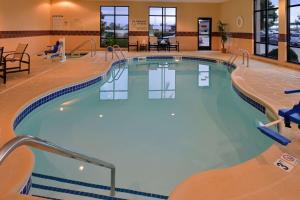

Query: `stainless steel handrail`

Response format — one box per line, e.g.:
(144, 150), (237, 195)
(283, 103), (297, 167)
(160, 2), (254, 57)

(240, 49), (250, 67)
(70, 39), (96, 57)
(227, 49), (250, 67)
(0, 135), (116, 196)
(113, 45), (126, 60)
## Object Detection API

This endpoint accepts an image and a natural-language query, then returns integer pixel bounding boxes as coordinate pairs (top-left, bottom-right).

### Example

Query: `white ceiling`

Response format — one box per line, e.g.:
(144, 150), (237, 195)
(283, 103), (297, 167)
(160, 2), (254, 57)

(99, 0), (228, 3)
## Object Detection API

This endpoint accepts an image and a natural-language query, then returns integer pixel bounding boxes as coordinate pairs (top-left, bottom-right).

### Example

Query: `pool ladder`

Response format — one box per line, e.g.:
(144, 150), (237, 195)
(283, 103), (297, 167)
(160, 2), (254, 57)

(0, 135), (116, 196)
(105, 45), (127, 61)
(228, 49), (250, 67)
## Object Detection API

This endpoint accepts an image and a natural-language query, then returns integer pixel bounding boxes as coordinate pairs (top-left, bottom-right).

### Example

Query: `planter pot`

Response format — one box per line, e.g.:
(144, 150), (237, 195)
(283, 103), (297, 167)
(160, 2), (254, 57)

(107, 46), (114, 52)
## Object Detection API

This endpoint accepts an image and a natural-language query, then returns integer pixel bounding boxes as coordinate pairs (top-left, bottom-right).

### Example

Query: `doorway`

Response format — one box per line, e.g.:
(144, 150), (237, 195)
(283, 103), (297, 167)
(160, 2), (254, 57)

(198, 18), (212, 50)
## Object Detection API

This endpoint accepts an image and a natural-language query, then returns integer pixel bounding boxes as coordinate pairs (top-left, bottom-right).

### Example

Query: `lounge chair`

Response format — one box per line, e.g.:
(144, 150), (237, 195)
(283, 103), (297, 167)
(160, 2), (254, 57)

(0, 47), (7, 83)
(168, 37), (180, 52)
(148, 36), (159, 51)
(2, 43), (30, 84)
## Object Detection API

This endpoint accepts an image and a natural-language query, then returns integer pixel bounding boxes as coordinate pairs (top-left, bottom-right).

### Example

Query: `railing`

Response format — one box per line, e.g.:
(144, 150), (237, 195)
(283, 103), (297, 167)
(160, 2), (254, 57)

(240, 49), (250, 67)
(227, 48), (250, 67)
(70, 39), (97, 57)
(113, 45), (126, 60)
(0, 135), (116, 196)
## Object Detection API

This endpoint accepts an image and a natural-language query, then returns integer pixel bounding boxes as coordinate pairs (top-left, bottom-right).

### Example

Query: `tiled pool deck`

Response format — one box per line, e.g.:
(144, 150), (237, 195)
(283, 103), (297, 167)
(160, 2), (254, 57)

(0, 51), (300, 200)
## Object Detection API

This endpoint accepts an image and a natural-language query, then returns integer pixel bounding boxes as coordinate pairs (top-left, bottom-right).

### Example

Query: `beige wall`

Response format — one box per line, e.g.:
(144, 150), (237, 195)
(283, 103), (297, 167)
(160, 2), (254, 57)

(50, 0), (221, 51)
(0, 0), (51, 54)
(0, 0), (298, 70)
(220, 0), (253, 53)
(220, 0), (253, 33)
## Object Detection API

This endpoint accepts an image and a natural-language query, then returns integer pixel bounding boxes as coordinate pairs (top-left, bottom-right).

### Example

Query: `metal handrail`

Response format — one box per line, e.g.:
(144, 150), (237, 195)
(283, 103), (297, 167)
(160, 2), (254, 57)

(0, 135), (116, 196)
(227, 49), (250, 67)
(113, 45), (126, 60)
(70, 39), (96, 57)
(228, 53), (238, 65)
(240, 49), (250, 67)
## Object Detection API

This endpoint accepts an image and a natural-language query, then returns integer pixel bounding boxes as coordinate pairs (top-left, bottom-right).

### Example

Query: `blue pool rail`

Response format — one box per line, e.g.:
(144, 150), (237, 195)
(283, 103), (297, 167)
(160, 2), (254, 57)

(257, 126), (291, 146)
(284, 89), (300, 94)
(257, 89), (300, 146)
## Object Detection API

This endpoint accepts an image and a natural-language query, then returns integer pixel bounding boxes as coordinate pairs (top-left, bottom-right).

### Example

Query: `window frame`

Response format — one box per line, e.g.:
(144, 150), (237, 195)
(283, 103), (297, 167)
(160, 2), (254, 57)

(100, 6), (129, 48)
(287, 0), (300, 64)
(148, 6), (177, 39)
(253, 0), (279, 59)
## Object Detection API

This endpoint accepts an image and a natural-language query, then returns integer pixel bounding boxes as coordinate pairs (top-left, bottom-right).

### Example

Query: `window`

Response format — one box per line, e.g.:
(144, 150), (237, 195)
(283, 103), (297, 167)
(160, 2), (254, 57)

(254, 0), (279, 59)
(100, 6), (129, 47)
(287, 0), (300, 64)
(149, 7), (176, 38)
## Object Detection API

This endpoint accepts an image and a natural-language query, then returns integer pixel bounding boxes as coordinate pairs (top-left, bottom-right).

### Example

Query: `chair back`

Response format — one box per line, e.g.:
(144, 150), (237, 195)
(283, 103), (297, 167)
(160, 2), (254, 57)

(149, 36), (158, 45)
(169, 37), (177, 44)
(14, 43), (28, 60)
(0, 47), (3, 63)
(52, 41), (60, 53)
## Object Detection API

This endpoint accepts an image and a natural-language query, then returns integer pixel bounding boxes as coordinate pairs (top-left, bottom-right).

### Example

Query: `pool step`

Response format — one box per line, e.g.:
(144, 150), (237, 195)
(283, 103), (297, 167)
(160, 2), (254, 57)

(30, 173), (168, 200)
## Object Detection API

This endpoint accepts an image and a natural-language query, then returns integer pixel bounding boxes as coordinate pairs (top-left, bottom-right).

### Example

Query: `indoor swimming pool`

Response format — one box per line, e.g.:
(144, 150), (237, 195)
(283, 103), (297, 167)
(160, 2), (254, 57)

(15, 57), (273, 197)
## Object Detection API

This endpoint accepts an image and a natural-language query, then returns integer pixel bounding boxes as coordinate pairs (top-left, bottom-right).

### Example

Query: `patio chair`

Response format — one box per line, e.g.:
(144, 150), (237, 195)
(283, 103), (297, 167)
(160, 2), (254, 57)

(168, 37), (180, 52)
(128, 40), (139, 52)
(3, 43), (30, 83)
(148, 36), (159, 51)
(0, 47), (7, 84)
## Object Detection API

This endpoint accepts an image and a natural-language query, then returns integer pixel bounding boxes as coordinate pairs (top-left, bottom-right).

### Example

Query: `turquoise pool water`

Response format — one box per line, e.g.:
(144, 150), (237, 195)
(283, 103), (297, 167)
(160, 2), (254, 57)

(16, 58), (273, 195)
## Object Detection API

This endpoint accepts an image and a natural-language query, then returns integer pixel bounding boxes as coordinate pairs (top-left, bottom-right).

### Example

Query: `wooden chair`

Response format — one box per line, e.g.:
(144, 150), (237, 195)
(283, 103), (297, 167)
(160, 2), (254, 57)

(0, 47), (7, 84)
(168, 37), (180, 52)
(3, 43), (30, 83)
(148, 36), (159, 51)
(128, 40), (139, 52)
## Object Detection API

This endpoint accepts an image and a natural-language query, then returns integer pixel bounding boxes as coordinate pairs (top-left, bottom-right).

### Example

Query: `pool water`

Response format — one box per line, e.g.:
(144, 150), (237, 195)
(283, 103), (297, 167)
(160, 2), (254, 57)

(16, 58), (273, 195)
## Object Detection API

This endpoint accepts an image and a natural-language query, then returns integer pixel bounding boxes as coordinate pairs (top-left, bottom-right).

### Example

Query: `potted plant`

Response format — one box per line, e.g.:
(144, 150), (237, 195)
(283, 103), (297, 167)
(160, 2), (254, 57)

(218, 20), (228, 53)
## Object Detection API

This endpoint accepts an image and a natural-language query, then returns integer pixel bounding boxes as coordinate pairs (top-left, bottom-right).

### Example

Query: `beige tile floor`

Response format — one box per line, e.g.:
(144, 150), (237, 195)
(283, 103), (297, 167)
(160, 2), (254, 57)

(0, 51), (300, 200)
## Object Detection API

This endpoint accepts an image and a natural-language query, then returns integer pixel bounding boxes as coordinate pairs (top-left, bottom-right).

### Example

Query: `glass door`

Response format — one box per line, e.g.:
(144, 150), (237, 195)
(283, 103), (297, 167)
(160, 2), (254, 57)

(198, 18), (212, 50)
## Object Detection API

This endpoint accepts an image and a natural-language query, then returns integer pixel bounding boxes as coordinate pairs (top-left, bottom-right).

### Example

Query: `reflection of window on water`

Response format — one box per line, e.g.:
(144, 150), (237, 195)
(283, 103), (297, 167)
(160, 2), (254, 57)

(100, 67), (128, 100)
(148, 64), (176, 99)
(198, 65), (210, 87)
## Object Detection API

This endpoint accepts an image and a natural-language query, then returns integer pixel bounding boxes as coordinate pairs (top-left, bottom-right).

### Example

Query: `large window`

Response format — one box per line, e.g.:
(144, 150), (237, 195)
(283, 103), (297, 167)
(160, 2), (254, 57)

(149, 7), (176, 38)
(100, 6), (129, 47)
(254, 0), (279, 59)
(288, 0), (300, 64)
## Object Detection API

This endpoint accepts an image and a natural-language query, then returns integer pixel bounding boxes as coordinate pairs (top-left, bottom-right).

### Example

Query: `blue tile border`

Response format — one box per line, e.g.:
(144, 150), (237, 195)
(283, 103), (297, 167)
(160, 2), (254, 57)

(32, 173), (168, 199)
(20, 176), (32, 195)
(13, 75), (103, 129)
(232, 84), (266, 114)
